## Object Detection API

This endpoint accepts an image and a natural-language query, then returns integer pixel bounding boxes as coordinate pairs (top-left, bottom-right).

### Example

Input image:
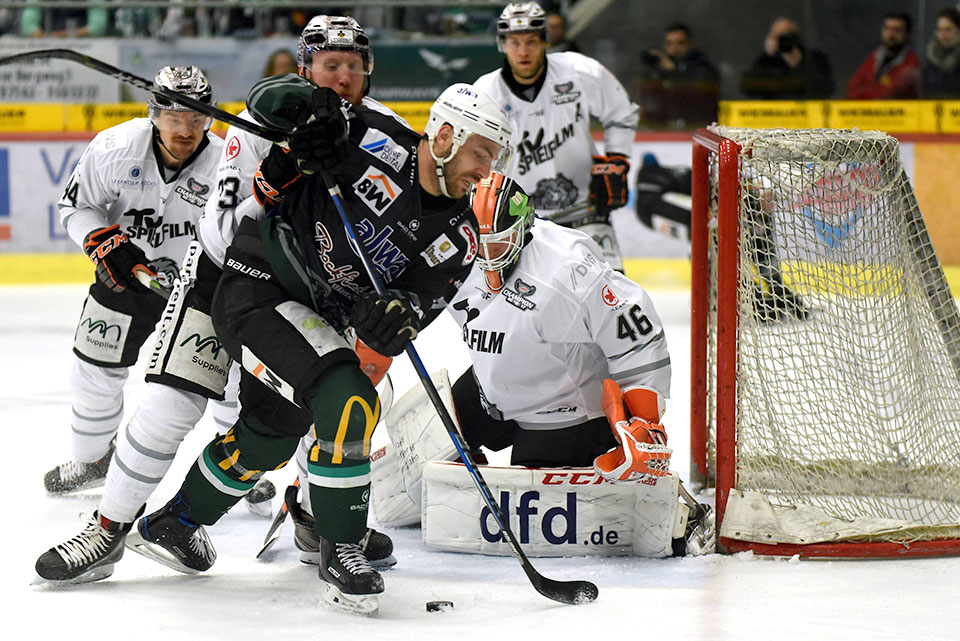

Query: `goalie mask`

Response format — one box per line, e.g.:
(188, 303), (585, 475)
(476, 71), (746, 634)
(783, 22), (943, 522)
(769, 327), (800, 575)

(425, 84), (513, 198)
(298, 15), (373, 75)
(496, 2), (547, 52)
(471, 172), (535, 293)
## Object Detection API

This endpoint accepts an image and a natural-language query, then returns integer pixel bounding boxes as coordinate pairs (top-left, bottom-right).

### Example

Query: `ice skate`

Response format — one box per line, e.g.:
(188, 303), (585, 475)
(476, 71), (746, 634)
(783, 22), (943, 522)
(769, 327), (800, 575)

(243, 478), (276, 518)
(43, 439), (115, 494)
(318, 538), (384, 616)
(35, 511), (130, 584)
(125, 496), (216, 574)
(287, 484), (396, 568)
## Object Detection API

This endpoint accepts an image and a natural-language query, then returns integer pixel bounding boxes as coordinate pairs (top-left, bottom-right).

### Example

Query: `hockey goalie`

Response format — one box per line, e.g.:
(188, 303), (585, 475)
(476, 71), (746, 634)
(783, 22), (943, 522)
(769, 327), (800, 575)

(371, 172), (713, 557)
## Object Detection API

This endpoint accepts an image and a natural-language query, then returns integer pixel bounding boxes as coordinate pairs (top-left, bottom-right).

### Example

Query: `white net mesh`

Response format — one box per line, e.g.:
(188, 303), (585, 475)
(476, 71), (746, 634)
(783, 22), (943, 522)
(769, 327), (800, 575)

(705, 127), (960, 545)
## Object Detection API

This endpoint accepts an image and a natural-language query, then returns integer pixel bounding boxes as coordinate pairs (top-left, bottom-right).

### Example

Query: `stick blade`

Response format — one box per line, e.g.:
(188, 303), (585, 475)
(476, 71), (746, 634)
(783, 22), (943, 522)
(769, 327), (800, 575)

(531, 574), (599, 605)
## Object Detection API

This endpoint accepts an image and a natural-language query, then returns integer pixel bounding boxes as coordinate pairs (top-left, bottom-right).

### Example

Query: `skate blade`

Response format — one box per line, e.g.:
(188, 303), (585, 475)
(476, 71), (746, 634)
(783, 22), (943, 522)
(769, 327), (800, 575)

(124, 531), (203, 575)
(45, 478), (107, 495)
(33, 563), (115, 586)
(322, 583), (379, 616)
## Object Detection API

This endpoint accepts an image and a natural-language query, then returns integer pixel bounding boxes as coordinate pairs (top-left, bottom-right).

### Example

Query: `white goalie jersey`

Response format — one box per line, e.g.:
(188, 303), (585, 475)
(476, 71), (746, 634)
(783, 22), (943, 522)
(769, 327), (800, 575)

(446, 219), (671, 429)
(474, 52), (639, 217)
(58, 117), (223, 263)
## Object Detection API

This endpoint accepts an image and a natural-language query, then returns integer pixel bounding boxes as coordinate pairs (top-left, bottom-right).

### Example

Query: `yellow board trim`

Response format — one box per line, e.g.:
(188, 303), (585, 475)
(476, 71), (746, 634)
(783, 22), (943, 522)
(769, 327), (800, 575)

(2, 254), (958, 297)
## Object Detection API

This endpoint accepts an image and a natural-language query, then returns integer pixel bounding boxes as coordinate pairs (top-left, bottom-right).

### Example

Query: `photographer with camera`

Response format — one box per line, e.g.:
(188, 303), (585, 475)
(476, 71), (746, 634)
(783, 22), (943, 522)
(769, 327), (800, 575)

(739, 17), (834, 99)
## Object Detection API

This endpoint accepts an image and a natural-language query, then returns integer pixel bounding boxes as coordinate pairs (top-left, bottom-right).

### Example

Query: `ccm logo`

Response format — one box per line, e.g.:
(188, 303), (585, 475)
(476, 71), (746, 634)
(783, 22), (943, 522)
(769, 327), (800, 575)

(540, 471), (610, 485)
(226, 257), (271, 280)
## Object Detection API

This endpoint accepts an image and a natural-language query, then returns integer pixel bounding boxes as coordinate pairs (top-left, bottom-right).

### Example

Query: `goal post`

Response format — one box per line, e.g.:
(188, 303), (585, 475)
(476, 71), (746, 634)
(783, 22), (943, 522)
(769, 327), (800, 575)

(690, 126), (960, 557)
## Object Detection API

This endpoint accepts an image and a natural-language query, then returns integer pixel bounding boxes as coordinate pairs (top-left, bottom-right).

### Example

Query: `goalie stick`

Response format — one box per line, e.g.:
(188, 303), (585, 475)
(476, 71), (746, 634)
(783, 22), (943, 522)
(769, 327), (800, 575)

(318, 169), (598, 606)
(0, 49), (287, 143)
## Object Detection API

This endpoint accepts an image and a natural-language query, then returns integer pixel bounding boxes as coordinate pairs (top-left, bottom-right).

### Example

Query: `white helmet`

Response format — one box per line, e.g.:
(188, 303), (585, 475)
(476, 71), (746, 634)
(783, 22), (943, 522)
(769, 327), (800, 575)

(298, 15), (373, 75)
(147, 65), (213, 113)
(147, 65), (213, 130)
(496, 2), (547, 52)
(425, 83), (513, 198)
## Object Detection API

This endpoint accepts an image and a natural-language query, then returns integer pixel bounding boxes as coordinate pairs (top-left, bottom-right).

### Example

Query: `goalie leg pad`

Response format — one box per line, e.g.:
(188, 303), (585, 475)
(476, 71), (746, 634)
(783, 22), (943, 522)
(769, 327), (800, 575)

(421, 462), (684, 557)
(382, 369), (461, 509)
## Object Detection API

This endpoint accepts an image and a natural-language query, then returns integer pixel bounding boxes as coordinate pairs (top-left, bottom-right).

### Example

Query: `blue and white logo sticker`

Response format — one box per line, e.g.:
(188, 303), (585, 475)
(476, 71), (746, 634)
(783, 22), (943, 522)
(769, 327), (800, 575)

(360, 128), (410, 173)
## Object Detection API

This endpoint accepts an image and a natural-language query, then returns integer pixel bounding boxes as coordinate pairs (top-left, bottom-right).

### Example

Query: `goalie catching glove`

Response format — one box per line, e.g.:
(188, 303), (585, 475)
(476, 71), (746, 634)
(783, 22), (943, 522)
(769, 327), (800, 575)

(82, 224), (155, 293)
(593, 379), (672, 484)
(589, 153), (630, 214)
(350, 293), (419, 357)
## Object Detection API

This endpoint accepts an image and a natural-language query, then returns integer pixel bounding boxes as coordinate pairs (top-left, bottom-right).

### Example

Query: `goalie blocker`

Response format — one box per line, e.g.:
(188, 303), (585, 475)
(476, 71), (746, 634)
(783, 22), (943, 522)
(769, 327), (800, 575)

(370, 371), (693, 557)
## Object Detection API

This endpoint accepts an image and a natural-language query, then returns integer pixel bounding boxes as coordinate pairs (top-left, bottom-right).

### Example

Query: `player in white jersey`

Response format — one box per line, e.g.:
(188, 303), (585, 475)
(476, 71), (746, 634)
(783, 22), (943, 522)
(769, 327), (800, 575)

(43, 65), (222, 497)
(35, 16), (392, 584)
(448, 172), (672, 476)
(474, 1), (638, 271)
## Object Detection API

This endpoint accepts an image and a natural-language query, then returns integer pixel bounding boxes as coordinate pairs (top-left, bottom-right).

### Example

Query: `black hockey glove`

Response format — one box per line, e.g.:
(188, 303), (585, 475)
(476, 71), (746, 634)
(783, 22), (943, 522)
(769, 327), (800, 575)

(82, 224), (155, 293)
(286, 87), (350, 175)
(350, 293), (420, 357)
(589, 153), (630, 215)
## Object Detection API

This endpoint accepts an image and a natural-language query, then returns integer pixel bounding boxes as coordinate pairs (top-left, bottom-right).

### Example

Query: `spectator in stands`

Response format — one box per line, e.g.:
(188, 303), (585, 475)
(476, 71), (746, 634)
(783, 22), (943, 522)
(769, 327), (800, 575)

(546, 12), (579, 53)
(846, 11), (920, 99)
(739, 17), (835, 99)
(923, 7), (960, 98)
(638, 23), (718, 127)
(20, 0), (109, 37)
(262, 49), (297, 77)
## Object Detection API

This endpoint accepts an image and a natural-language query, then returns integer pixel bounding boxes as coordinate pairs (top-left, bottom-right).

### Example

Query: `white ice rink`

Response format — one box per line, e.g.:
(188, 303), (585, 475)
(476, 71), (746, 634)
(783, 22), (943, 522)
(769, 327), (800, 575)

(4, 284), (958, 640)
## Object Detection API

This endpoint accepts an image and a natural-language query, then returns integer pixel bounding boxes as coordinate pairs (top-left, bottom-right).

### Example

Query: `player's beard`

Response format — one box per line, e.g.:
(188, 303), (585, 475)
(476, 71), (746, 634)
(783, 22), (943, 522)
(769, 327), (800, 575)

(514, 52), (545, 81)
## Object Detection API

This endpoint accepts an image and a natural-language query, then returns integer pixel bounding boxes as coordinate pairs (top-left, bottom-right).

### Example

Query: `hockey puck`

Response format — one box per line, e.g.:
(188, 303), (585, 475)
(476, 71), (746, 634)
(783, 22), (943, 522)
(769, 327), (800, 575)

(426, 600), (454, 612)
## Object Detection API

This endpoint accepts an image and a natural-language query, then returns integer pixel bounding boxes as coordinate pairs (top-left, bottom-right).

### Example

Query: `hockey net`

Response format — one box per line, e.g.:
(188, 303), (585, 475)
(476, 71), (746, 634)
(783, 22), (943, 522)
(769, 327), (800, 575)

(690, 126), (960, 557)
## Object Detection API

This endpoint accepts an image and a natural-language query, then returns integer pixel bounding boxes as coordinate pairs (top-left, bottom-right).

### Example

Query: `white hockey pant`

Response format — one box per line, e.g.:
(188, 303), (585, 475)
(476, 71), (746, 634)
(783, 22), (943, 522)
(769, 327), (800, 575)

(98, 382), (206, 523)
(211, 361), (241, 436)
(70, 357), (129, 462)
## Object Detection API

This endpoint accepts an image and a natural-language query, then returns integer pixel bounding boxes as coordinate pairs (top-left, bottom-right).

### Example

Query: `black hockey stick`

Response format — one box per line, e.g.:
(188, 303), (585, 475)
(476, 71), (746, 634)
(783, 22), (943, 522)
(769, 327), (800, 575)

(0, 49), (287, 143)
(319, 169), (598, 606)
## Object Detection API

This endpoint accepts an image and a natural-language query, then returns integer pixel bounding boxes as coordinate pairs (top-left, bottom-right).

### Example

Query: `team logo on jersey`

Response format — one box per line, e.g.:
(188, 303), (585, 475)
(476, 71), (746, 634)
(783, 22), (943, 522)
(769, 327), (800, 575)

(129, 166), (142, 178)
(552, 81), (581, 104)
(360, 128), (410, 173)
(516, 124), (576, 176)
(353, 167), (402, 216)
(354, 219), (409, 281)
(532, 174), (578, 211)
(452, 299), (480, 326)
(225, 135), (241, 161)
(502, 278), (537, 311)
(420, 233), (457, 267)
(601, 285), (619, 307)
(122, 208), (196, 248)
(458, 222), (478, 265)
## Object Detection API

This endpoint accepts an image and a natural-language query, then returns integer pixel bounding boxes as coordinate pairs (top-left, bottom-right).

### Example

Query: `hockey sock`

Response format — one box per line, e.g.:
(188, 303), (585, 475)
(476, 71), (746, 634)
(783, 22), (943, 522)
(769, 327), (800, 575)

(178, 416), (299, 525)
(303, 363), (380, 543)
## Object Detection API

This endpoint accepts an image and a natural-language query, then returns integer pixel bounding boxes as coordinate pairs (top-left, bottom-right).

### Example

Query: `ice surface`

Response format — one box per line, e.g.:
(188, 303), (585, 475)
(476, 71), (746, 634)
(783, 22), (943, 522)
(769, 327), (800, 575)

(4, 285), (958, 640)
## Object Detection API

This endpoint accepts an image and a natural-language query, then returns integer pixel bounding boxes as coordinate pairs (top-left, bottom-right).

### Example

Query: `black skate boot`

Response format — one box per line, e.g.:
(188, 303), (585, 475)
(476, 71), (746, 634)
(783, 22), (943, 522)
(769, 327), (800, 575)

(318, 537), (384, 615)
(125, 494), (216, 574)
(43, 439), (116, 493)
(287, 484), (396, 568)
(35, 511), (131, 584)
(243, 478), (277, 518)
